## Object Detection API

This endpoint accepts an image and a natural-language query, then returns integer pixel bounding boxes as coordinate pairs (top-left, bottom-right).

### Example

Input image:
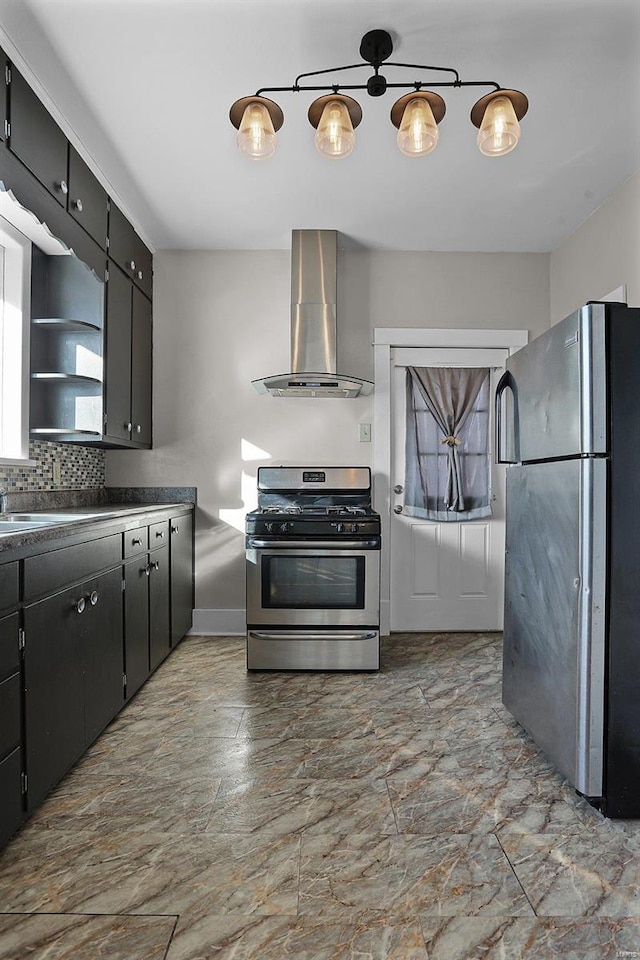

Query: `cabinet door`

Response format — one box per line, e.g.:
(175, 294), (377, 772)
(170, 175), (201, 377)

(9, 67), (68, 206)
(0, 748), (23, 848)
(82, 568), (124, 745)
(105, 262), (133, 442)
(0, 48), (8, 141)
(170, 514), (193, 646)
(149, 546), (170, 671)
(124, 557), (150, 699)
(68, 146), (108, 249)
(24, 585), (85, 809)
(131, 287), (152, 447)
(108, 202), (152, 298)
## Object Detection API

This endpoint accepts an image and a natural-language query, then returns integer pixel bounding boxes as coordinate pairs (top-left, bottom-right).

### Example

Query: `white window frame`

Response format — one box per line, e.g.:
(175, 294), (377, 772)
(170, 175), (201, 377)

(0, 215), (33, 464)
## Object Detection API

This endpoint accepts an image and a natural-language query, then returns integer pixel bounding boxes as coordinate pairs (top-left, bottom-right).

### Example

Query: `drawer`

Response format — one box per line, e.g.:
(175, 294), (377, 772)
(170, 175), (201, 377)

(23, 534), (121, 602)
(0, 562), (18, 616)
(124, 527), (148, 558)
(0, 747), (23, 847)
(0, 673), (20, 761)
(0, 613), (20, 682)
(149, 520), (169, 547)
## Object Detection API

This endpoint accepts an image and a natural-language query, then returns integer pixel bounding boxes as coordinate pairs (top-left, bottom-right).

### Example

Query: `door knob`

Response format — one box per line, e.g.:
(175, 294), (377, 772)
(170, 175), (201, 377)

(393, 484), (404, 494)
(393, 505), (403, 514)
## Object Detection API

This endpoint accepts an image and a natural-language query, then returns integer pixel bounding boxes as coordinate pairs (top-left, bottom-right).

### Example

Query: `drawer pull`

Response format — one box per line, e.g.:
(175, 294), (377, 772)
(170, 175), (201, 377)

(73, 198), (83, 212)
(132, 537), (142, 546)
(57, 180), (68, 195)
(142, 564), (151, 576)
(74, 597), (86, 614)
(89, 590), (99, 606)
(156, 531), (165, 539)
(171, 525), (179, 534)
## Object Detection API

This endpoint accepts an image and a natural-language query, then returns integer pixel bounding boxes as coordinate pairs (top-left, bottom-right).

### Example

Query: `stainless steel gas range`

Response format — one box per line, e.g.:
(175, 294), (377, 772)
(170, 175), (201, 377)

(245, 467), (381, 670)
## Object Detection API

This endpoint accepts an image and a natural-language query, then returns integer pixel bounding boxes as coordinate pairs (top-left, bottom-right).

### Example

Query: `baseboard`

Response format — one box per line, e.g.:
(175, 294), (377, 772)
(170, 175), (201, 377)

(189, 609), (245, 636)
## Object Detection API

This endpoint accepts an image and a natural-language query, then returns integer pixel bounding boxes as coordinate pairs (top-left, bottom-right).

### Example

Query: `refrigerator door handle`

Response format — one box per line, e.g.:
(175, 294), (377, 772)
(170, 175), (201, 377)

(495, 370), (518, 464)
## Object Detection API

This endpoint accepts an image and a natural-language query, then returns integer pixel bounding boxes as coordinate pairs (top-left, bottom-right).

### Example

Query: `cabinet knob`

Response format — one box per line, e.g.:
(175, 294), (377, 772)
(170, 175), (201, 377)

(57, 180), (68, 195)
(129, 260), (136, 271)
(171, 525), (179, 534)
(156, 530), (165, 538)
(152, 560), (159, 571)
(125, 422), (132, 432)
(73, 198), (83, 212)
(132, 537), (142, 546)
(90, 590), (99, 606)
(135, 424), (142, 434)
(142, 564), (151, 576)
(137, 269), (143, 280)
(74, 597), (86, 614)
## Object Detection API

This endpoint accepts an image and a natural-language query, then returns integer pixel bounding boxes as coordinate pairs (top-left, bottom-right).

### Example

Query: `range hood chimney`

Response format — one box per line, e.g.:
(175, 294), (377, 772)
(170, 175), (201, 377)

(252, 230), (373, 398)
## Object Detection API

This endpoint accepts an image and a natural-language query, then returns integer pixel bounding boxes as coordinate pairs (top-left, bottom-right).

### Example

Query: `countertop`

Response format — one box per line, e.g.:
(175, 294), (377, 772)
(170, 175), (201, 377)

(0, 501), (194, 558)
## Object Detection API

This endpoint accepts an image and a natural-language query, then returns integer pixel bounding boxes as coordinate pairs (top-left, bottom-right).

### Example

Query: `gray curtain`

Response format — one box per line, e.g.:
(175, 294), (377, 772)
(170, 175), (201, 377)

(405, 366), (491, 521)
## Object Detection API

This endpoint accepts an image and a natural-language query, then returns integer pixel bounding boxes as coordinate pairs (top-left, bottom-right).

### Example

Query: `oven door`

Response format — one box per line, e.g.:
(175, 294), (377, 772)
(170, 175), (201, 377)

(246, 541), (380, 627)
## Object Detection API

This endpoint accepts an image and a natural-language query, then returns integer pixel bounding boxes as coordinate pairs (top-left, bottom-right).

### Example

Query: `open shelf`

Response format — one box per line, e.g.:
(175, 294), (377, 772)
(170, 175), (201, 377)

(31, 373), (103, 385)
(31, 318), (102, 333)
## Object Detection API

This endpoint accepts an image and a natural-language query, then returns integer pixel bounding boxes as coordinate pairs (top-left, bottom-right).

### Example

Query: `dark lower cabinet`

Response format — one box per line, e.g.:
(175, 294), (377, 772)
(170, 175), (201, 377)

(171, 513), (194, 646)
(24, 584), (85, 809)
(149, 546), (170, 671)
(24, 568), (124, 809)
(124, 557), (151, 699)
(0, 749), (22, 848)
(124, 537), (171, 697)
(0, 609), (22, 847)
(82, 569), (125, 745)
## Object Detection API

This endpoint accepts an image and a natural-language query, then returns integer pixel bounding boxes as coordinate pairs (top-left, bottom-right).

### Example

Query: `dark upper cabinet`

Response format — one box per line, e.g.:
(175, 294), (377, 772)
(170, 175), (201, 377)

(131, 286), (152, 446)
(0, 48), (8, 141)
(68, 146), (108, 250)
(108, 202), (153, 298)
(8, 66), (69, 207)
(105, 262), (133, 442)
(104, 263), (152, 448)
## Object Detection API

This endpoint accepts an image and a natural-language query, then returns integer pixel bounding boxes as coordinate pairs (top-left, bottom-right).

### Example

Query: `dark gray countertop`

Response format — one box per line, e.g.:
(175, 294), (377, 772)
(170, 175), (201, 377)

(0, 500), (194, 558)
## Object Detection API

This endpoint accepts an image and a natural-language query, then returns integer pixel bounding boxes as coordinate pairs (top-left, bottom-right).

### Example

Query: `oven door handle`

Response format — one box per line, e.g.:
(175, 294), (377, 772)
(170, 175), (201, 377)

(249, 631), (378, 642)
(247, 539), (380, 549)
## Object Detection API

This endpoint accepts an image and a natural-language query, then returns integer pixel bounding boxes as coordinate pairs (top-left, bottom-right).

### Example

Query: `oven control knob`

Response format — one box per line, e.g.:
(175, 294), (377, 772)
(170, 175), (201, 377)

(280, 522), (289, 533)
(266, 522), (274, 533)
(337, 522), (344, 533)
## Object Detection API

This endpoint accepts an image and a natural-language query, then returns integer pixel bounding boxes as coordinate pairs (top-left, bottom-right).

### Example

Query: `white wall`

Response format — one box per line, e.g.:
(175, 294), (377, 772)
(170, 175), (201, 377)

(105, 249), (550, 630)
(550, 171), (640, 324)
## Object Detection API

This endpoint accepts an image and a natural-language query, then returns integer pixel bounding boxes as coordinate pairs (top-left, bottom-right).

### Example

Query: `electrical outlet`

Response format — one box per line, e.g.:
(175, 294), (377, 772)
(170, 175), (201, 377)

(358, 423), (371, 442)
(52, 461), (61, 485)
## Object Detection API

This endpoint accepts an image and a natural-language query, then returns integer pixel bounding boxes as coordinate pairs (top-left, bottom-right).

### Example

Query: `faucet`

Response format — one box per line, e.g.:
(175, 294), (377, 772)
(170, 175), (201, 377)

(0, 487), (8, 516)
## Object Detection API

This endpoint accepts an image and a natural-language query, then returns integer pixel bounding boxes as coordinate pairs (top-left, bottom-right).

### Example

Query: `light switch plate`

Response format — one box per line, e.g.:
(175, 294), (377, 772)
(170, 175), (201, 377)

(52, 461), (61, 484)
(358, 423), (371, 442)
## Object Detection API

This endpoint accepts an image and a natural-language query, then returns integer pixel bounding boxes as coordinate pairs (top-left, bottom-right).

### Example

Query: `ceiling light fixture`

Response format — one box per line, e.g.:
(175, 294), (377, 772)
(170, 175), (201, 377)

(229, 29), (528, 161)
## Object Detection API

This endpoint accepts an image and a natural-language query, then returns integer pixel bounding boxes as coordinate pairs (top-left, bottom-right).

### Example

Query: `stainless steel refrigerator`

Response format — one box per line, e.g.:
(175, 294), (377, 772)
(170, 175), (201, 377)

(496, 301), (640, 818)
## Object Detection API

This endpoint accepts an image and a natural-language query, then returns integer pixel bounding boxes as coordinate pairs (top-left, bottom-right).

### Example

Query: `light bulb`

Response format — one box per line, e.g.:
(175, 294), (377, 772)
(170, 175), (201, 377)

(237, 101), (277, 160)
(314, 100), (355, 159)
(476, 95), (520, 157)
(397, 97), (439, 157)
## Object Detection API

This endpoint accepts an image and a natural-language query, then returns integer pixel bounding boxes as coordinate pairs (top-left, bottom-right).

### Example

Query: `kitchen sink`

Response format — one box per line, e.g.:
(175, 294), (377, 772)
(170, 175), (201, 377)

(0, 518), (59, 532)
(5, 513), (99, 522)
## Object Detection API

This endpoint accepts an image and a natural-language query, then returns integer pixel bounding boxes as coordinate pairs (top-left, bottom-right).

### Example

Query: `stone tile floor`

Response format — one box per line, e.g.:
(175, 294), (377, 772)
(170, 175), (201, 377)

(1, 633), (640, 958)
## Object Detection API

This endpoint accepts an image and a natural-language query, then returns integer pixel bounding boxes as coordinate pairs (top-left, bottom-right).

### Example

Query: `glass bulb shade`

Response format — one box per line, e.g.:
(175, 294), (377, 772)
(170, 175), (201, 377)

(314, 100), (356, 159)
(237, 101), (277, 159)
(396, 97), (439, 157)
(476, 95), (521, 157)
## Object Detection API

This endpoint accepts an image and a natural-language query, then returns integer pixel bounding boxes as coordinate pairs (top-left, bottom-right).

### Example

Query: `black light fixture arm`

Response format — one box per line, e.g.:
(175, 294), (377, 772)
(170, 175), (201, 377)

(255, 76), (502, 98)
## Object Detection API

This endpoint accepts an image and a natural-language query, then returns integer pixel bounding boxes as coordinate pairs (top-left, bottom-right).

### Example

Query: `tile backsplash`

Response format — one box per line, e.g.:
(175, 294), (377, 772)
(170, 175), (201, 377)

(0, 440), (105, 491)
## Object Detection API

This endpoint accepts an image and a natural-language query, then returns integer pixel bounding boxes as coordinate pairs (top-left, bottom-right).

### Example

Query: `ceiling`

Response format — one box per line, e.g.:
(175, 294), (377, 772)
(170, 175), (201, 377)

(1, 0), (639, 253)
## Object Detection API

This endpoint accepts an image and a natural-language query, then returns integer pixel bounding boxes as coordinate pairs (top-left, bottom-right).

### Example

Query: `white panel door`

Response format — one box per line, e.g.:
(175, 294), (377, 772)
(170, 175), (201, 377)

(390, 347), (508, 631)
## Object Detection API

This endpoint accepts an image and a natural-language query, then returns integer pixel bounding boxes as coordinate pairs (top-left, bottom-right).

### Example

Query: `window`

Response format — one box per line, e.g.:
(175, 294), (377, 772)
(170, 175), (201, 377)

(0, 215), (32, 463)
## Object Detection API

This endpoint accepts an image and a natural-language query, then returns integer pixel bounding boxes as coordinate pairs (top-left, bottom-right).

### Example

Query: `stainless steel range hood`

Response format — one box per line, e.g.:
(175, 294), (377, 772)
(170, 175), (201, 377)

(252, 230), (373, 398)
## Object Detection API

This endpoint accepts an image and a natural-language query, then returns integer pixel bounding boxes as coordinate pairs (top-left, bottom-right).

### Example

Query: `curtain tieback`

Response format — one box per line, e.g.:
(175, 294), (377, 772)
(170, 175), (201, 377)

(441, 435), (461, 446)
